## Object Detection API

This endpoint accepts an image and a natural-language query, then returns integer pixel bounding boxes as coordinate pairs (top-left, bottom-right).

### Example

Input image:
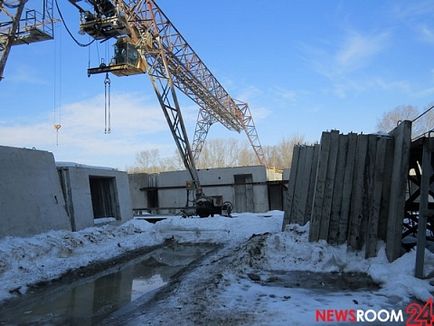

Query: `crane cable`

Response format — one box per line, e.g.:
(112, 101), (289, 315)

(53, 24), (62, 146)
(104, 73), (111, 134)
(54, 0), (95, 48)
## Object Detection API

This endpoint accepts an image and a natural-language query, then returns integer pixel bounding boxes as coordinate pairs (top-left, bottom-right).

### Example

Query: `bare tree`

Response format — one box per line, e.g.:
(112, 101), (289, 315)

(130, 148), (183, 173)
(129, 134), (305, 173)
(376, 105), (422, 136)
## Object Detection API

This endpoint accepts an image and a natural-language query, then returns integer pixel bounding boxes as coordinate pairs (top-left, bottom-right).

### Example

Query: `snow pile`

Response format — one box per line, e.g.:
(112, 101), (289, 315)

(0, 219), (160, 302)
(252, 223), (434, 302)
(154, 211), (283, 244)
(0, 212), (283, 303)
(0, 209), (431, 316)
(369, 249), (434, 302)
(261, 223), (369, 272)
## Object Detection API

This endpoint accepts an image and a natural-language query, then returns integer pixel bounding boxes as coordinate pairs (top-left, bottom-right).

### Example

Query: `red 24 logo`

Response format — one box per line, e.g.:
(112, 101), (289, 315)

(406, 298), (434, 326)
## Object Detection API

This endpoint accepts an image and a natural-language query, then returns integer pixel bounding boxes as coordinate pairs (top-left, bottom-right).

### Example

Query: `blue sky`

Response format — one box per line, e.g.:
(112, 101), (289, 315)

(1, 0), (434, 169)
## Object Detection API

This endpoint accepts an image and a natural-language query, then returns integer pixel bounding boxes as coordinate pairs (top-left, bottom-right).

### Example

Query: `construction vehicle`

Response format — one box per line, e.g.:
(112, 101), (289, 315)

(2, 0), (266, 217)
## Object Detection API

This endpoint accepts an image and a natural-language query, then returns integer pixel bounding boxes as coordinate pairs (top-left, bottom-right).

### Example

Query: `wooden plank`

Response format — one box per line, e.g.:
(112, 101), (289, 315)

(365, 136), (387, 258)
(319, 130), (340, 241)
(294, 146), (314, 224)
(348, 134), (368, 249)
(378, 137), (394, 241)
(282, 145), (300, 231)
(386, 121), (412, 262)
(337, 133), (357, 244)
(309, 132), (331, 241)
(305, 144), (320, 224)
(328, 135), (348, 244)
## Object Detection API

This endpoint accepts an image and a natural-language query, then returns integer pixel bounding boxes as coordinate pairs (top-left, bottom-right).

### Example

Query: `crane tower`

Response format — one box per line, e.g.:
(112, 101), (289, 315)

(72, 0), (267, 216)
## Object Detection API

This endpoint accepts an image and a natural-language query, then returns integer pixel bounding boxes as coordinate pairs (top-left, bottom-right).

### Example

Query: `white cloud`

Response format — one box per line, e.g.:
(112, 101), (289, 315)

(300, 30), (390, 79)
(298, 30), (401, 98)
(416, 24), (434, 44)
(271, 87), (297, 104)
(336, 32), (389, 71)
(235, 85), (263, 102)
(393, 1), (434, 20)
(0, 93), (176, 168)
(327, 77), (411, 99)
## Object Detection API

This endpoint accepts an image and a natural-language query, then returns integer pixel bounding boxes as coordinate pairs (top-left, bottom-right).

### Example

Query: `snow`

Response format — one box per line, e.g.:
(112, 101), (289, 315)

(0, 211), (432, 325)
(129, 222), (432, 325)
(55, 161), (118, 171)
(93, 217), (117, 225)
(0, 212), (282, 303)
(153, 212), (282, 244)
(0, 220), (159, 302)
(264, 224), (434, 301)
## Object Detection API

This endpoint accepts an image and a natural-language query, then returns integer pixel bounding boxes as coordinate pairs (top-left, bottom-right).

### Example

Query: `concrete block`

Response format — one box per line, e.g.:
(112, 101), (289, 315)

(0, 146), (71, 238)
(57, 163), (133, 230)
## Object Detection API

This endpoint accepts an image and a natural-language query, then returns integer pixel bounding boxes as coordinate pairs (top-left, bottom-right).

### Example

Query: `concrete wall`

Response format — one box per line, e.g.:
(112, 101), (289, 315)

(129, 165), (279, 214)
(128, 173), (149, 211)
(0, 146), (71, 238)
(57, 163), (133, 230)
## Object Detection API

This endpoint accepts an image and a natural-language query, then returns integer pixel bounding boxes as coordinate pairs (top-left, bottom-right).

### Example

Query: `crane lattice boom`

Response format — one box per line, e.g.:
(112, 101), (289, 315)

(72, 0), (266, 198)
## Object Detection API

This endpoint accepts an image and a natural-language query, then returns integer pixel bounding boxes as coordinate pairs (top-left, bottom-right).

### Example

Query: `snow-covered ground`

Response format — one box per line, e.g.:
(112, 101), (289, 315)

(0, 212), (282, 303)
(0, 211), (433, 325)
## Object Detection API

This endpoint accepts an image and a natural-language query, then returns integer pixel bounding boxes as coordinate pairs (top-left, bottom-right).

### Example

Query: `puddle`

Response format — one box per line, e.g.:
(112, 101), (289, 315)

(256, 271), (379, 291)
(0, 243), (216, 325)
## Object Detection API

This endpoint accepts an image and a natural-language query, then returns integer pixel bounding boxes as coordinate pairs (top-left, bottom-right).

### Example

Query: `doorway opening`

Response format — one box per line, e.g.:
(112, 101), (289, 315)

(89, 176), (120, 219)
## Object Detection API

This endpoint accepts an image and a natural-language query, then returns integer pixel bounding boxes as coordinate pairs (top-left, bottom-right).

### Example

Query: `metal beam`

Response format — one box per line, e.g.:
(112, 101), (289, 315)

(0, 0), (26, 80)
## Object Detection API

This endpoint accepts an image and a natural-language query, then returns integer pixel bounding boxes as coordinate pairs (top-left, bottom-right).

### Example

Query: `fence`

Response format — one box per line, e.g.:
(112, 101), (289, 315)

(282, 121), (411, 261)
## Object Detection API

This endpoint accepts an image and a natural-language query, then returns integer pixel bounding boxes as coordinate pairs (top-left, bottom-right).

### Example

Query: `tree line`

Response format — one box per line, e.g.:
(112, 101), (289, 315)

(128, 104), (434, 174)
(128, 134), (305, 173)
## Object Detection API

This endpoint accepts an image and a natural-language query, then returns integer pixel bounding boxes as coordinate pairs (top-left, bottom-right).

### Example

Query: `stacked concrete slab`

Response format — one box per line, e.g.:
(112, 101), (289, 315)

(0, 146), (71, 237)
(282, 121), (412, 261)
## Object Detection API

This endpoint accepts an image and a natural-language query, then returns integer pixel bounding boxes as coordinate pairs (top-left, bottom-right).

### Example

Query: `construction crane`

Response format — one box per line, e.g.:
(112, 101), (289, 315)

(0, 0), (54, 80)
(68, 0), (266, 217)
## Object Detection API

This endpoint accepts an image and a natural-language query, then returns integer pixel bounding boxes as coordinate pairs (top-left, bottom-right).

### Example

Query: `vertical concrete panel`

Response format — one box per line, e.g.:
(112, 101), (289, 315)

(386, 121), (412, 262)
(0, 146), (71, 238)
(282, 146), (300, 229)
(365, 136), (387, 258)
(328, 135), (348, 244)
(128, 173), (150, 210)
(309, 132), (331, 242)
(337, 133), (357, 244)
(319, 130), (340, 241)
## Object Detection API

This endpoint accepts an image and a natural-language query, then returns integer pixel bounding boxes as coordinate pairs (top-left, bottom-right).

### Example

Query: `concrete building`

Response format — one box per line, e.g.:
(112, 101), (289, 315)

(0, 146), (71, 238)
(129, 165), (284, 215)
(0, 145), (133, 238)
(57, 163), (133, 231)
